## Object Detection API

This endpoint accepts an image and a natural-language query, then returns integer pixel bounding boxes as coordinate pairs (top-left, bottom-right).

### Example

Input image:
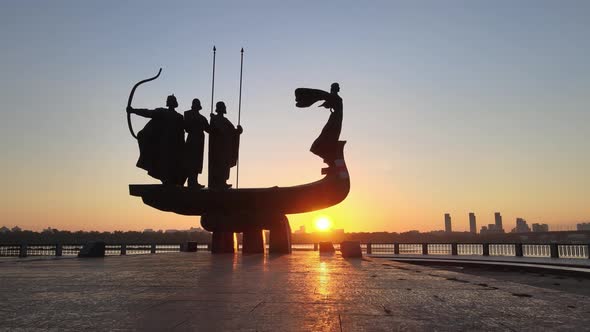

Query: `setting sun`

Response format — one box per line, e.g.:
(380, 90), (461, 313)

(315, 216), (332, 231)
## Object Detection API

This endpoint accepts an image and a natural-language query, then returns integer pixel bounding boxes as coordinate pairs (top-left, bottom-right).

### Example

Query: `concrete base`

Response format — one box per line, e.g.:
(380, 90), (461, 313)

(319, 242), (335, 253)
(340, 241), (362, 258)
(77, 241), (105, 258)
(181, 242), (198, 252)
(242, 230), (264, 254)
(211, 232), (235, 254)
(269, 215), (292, 254)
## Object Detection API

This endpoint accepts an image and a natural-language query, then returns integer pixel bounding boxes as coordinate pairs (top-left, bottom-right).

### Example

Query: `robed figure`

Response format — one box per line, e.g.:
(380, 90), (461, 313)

(208, 101), (243, 189)
(127, 95), (186, 185)
(295, 83), (343, 166)
(184, 98), (210, 188)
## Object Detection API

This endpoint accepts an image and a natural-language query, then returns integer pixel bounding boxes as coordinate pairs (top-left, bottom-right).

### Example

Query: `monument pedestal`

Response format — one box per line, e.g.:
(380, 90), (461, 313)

(208, 214), (292, 254)
(242, 230), (264, 254)
(211, 232), (235, 254)
(269, 215), (292, 254)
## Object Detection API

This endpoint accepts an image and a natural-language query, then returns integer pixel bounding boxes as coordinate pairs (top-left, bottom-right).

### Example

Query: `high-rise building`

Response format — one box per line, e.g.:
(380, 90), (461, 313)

(514, 218), (531, 233)
(469, 213), (477, 234)
(532, 223), (549, 232)
(577, 223), (590, 231)
(444, 213), (452, 233)
(494, 212), (504, 232)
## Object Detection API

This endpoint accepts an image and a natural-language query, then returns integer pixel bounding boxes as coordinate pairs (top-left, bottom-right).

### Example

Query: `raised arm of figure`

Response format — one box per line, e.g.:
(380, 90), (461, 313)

(127, 107), (156, 118)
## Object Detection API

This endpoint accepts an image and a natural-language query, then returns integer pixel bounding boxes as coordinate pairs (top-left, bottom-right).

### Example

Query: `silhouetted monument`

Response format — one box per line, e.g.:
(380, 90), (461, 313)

(128, 67), (349, 255)
(184, 98), (209, 188)
(127, 95), (186, 186)
(126, 68), (186, 186)
(296, 83), (343, 167)
(208, 102), (243, 189)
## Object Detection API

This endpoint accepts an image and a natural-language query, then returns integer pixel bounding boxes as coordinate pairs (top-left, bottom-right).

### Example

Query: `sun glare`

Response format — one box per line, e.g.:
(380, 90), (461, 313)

(315, 216), (332, 231)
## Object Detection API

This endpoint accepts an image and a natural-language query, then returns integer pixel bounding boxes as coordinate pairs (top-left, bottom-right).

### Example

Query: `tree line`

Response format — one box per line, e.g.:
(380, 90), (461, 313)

(0, 230), (212, 244)
(1, 229), (588, 245)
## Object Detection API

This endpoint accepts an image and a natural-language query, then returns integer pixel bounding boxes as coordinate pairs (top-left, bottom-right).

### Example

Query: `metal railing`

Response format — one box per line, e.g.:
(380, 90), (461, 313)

(2, 242), (589, 260)
(364, 242), (590, 260)
(523, 244), (550, 257)
(428, 244), (452, 255)
(62, 244), (83, 256)
(0, 244), (190, 258)
(489, 244), (516, 256)
(399, 244), (422, 254)
(559, 245), (588, 259)
(0, 245), (21, 257)
(457, 244), (483, 255)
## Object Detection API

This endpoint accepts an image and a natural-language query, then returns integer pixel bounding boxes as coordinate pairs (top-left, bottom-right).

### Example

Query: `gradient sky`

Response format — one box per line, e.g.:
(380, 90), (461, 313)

(1, 1), (589, 233)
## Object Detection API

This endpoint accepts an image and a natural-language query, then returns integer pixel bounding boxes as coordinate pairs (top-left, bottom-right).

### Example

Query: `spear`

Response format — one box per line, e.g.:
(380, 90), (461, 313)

(210, 46), (216, 115)
(236, 47), (244, 189)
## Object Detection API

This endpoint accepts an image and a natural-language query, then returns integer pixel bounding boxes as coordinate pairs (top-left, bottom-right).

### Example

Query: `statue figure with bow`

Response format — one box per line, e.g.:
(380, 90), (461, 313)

(126, 69), (186, 186)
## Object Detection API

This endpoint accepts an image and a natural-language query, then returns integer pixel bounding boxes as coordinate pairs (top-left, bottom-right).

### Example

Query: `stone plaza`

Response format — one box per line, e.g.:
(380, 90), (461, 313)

(1, 251), (589, 331)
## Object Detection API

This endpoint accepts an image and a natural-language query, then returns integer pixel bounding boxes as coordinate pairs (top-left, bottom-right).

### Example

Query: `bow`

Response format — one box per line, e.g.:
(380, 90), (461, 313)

(126, 68), (162, 139)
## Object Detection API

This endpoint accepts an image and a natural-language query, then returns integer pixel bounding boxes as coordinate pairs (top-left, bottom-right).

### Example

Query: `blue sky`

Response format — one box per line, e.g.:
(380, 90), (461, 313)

(0, 1), (589, 232)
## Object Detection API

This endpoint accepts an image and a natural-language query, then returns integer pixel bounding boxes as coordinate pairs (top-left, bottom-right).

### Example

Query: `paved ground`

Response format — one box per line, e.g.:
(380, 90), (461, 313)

(410, 263), (590, 297)
(372, 254), (590, 268)
(1, 252), (589, 331)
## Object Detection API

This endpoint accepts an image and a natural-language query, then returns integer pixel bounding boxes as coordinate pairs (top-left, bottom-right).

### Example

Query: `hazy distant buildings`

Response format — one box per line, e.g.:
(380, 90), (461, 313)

(481, 224), (502, 234)
(332, 229), (345, 236)
(577, 223), (590, 231)
(469, 213), (477, 234)
(444, 213), (452, 233)
(479, 212), (505, 234)
(513, 218), (531, 233)
(532, 223), (549, 232)
(481, 224), (499, 234)
(494, 212), (504, 232)
(294, 226), (306, 234)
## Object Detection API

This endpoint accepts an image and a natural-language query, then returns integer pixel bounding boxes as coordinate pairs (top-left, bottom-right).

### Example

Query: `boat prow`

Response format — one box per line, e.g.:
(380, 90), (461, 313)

(129, 141), (350, 216)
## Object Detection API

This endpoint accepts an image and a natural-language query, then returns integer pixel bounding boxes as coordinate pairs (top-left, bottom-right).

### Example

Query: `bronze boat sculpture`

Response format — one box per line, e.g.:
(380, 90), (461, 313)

(128, 70), (349, 254)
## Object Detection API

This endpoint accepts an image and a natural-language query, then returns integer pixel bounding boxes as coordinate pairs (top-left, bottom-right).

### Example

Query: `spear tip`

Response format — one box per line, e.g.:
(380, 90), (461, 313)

(213, 45), (216, 52)
(241, 47), (244, 53)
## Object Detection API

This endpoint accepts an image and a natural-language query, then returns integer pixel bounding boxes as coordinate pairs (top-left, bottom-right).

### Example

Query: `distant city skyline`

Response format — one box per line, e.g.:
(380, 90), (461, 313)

(4, 216), (589, 234)
(439, 212), (589, 234)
